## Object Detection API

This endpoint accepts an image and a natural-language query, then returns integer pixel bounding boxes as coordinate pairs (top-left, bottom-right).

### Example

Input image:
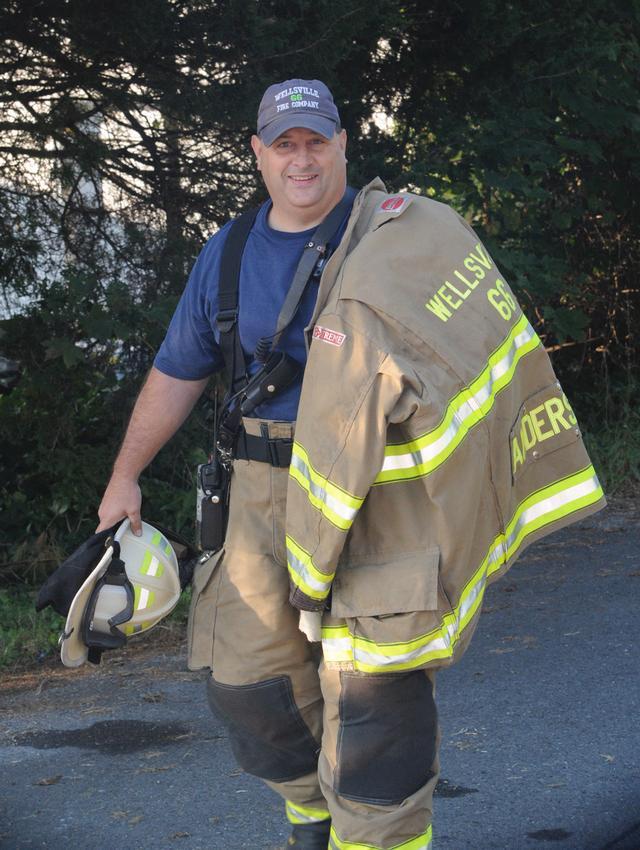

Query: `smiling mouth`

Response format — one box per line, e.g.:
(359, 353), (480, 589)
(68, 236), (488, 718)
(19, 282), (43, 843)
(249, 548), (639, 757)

(288, 174), (318, 184)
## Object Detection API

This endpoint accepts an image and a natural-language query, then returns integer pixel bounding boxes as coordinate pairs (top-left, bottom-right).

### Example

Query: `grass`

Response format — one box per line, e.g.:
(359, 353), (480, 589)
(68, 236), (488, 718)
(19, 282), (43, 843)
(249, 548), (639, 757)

(575, 375), (640, 497)
(0, 584), (191, 673)
(0, 587), (62, 671)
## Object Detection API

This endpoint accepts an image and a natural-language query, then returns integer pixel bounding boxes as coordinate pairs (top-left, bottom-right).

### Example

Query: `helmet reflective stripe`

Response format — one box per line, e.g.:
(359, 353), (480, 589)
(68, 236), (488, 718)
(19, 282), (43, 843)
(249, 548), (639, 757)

(323, 466), (603, 673)
(329, 823), (432, 849)
(134, 584), (155, 611)
(285, 800), (330, 825)
(60, 519), (181, 667)
(151, 531), (173, 557)
(140, 550), (164, 578)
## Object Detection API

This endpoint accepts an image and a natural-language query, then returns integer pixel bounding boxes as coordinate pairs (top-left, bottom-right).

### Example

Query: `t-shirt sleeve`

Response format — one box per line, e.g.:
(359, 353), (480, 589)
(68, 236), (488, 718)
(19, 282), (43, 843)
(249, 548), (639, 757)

(154, 227), (230, 380)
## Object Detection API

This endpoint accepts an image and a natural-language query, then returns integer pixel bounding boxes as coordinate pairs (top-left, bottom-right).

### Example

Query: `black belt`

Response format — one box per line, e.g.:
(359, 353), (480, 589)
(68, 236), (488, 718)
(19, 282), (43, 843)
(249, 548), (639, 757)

(234, 429), (293, 467)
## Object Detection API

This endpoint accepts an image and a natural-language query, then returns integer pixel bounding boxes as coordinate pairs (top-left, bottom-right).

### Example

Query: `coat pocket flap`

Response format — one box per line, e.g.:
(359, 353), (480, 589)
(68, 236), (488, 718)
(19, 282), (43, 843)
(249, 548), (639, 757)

(331, 547), (440, 618)
(509, 382), (581, 483)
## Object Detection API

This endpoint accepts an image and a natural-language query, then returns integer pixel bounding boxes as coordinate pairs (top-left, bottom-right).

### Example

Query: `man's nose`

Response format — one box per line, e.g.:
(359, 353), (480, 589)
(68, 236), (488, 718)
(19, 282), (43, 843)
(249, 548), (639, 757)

(292, 146), (313, 168)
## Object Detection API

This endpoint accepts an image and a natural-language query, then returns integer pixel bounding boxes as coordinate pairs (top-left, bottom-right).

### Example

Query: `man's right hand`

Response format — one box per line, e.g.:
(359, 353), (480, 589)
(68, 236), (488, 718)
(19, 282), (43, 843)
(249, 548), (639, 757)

(94, 368), (209, 538)
(96, 475), (143, 535)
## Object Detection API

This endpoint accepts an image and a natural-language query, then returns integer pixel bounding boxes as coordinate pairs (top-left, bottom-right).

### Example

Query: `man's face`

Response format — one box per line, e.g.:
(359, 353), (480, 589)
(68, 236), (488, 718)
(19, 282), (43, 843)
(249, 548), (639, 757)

(250, 126), (347, 230)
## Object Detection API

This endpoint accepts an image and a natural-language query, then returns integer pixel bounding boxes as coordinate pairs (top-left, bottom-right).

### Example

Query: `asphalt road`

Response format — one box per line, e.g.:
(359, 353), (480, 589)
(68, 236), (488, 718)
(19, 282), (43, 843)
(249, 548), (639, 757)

(1, 503), (639, 850)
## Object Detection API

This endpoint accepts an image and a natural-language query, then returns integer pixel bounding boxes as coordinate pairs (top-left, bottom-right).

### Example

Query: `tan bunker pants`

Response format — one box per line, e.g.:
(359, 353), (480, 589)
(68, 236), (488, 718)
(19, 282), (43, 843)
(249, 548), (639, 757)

(188, 420), (439, 850)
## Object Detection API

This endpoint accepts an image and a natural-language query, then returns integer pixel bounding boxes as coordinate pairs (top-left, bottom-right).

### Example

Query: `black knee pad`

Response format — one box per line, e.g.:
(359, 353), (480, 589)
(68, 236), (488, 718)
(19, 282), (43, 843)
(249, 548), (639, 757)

(335, 670), (437, 805)
(207, 675), (319, 782)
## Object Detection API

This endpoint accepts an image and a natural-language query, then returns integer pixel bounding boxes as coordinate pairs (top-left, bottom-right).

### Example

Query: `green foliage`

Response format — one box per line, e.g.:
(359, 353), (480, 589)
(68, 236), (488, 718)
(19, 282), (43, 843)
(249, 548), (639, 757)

(375, 0), (639, 381)
(0, 0), (638, 589)
(575, 374), (640, 495)
(0, 587), (61, 670)
(0, 261), (207, 581)
(0, 585), (192, 670)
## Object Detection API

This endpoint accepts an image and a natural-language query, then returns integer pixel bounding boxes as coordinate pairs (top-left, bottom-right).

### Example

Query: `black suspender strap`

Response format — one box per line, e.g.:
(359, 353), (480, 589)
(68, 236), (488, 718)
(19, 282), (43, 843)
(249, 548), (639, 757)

(267, 186), (357, 357)
(216, 207), (260, 395)
(214, 188), (356, 463)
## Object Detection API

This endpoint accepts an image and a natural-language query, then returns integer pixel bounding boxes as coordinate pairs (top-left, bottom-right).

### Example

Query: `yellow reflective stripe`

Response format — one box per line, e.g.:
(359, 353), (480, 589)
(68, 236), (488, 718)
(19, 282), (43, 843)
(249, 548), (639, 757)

(376, 315), (540, 484)
(323, 466), (603, 672)
(285, 800), (330, 825)
(124, 621), (150, 636)
(151, 531), (173, 557)
(133, 584), (155, 612)
(287, 535), (335, 601)
(329, 823), (432, 850)
(140, 550), (164, 578)
(290, 442), (364, 531)
(320, 624), (353, 664)
(501, 464), (602, 563)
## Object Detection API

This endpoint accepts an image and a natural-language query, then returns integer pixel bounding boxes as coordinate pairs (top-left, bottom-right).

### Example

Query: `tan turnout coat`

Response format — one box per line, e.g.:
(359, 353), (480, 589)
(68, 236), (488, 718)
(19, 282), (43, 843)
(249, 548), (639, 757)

(284, 179), (606, 673)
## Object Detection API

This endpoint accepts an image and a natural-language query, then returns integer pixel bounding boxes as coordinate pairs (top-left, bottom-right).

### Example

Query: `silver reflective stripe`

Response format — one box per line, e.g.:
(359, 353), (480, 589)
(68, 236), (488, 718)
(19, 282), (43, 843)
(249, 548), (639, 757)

(288, 812), (319, 824)
(504, 476), (600, 555)
(457, 570), (487, 624)
(322, 635), (353, 657)
(291, 452), (359, 524)
(379, 319), (537, 476)
(488, 539), (508, 567)
(285, 801), (329, 824)
(323, 635), (352, 651)
(329, 827), (432, 849)
(349, 468), (602, 672)
(354, 621), (456, 669)
(287, 548), (332, 595)
(381, 421), (456, 471)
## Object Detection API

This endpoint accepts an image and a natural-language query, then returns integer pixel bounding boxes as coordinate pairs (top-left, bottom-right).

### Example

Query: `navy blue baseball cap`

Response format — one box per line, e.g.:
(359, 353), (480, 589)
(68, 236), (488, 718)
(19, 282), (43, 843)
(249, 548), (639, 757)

(257, 79), (341, 146)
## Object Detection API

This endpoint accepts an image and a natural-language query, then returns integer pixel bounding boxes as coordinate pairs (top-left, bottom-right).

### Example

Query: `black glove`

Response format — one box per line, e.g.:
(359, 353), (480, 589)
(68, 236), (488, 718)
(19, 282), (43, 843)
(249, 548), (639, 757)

(36, 521), (198, 618)
(35, 524), (120, 616)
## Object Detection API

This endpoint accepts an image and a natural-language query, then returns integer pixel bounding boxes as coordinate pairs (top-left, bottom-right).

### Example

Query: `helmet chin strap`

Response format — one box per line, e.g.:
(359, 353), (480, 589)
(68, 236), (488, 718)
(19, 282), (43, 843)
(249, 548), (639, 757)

(81, 537), (135, 665)
(54, 517), (182, 669)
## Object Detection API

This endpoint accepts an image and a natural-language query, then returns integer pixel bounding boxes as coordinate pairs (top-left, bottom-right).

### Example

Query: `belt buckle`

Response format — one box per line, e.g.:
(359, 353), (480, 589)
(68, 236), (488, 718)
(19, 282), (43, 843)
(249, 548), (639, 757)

(268, 437), (292, 467)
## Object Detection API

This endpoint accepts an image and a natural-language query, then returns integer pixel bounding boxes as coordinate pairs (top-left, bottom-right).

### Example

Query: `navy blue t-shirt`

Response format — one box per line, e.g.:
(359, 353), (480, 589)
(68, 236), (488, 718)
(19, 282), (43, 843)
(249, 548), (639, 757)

(154, 195), (353, 420)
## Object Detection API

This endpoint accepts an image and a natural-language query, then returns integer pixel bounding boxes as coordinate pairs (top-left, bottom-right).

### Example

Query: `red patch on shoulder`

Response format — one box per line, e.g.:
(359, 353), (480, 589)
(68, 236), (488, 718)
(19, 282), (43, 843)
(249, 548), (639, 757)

(313, 325), (346, 347)
(381, 196), (406, 212)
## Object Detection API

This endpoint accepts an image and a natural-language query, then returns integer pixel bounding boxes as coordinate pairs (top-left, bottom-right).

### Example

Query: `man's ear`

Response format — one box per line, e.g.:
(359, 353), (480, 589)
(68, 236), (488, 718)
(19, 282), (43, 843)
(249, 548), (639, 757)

(250, 134), (263, 171)
(338, 128), (347, 157)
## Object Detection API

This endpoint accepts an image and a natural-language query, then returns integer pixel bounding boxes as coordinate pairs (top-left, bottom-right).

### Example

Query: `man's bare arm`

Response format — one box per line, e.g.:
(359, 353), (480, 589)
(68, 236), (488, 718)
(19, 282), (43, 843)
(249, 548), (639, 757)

(97, 367), (209, 533)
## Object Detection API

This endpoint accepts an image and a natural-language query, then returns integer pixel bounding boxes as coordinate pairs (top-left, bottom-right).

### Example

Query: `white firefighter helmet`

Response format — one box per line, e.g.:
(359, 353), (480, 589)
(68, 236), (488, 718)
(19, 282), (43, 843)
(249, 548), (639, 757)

(59, 519), (181, 668)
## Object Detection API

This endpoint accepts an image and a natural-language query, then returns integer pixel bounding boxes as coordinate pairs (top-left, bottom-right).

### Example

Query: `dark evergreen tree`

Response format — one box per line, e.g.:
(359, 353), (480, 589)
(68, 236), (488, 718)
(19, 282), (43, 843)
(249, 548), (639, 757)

(0, 0), (638, 578)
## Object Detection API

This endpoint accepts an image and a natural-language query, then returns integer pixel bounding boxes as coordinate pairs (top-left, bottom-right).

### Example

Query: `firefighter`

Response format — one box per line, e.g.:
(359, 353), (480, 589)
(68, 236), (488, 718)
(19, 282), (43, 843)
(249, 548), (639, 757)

(97, 79), (605, 850)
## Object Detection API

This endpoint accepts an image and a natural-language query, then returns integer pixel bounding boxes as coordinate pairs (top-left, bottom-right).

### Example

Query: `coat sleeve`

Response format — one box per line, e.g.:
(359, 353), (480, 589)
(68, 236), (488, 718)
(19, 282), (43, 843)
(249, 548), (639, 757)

(286, 309), (418, 611)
